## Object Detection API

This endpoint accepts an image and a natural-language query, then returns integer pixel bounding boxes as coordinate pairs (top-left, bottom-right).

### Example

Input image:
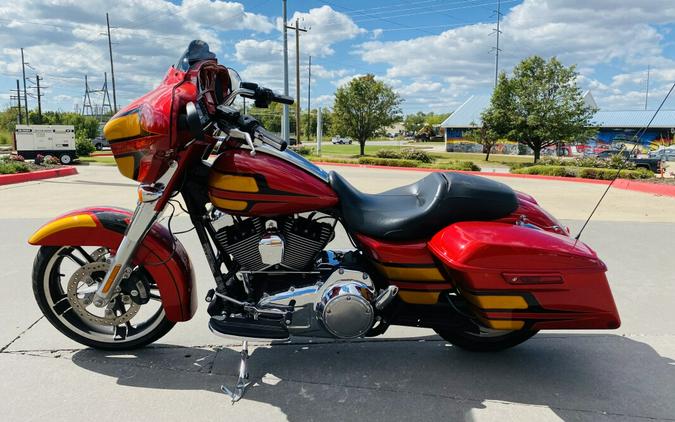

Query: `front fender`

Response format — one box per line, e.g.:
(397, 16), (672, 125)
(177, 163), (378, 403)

(28, 206), (197, 322)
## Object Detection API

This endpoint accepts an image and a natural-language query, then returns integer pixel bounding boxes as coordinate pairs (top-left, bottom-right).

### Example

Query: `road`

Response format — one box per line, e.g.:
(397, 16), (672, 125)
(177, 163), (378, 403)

(1, 164), (674, 421)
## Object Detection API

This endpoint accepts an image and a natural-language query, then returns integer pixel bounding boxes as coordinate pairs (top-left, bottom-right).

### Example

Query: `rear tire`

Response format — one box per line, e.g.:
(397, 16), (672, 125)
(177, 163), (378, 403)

(434, 326), (538, 352)
(32, 246), (175, 351)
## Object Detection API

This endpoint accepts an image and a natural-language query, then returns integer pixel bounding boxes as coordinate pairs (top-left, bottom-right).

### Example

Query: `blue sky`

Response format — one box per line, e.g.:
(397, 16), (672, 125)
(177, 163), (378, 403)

(1, 0), (675, 115)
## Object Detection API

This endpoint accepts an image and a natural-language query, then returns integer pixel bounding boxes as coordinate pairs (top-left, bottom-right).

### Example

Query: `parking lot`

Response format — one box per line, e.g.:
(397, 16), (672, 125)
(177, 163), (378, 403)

(1, 165), (675, 421)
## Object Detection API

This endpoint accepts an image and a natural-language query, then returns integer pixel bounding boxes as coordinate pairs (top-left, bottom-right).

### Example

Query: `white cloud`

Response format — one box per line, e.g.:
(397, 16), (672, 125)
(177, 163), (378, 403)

(284, 5), (366, 57)
(358, 0), (675, 111)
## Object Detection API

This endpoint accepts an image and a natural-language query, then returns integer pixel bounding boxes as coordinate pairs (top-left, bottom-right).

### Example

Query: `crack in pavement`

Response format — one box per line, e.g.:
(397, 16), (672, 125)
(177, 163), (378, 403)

(0, 316), (43, 353)
(3, 349), (672, 421)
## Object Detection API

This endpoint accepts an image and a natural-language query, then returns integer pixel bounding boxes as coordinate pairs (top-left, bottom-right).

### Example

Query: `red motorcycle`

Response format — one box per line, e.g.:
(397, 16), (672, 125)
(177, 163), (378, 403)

(28, 41), (620, 401)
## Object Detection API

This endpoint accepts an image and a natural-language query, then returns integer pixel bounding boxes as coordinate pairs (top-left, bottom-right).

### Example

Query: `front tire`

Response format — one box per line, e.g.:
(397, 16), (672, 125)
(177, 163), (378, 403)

(32, 246), (175, 350)
(434, 326), (538, 352)
(59, 153), (72, 164)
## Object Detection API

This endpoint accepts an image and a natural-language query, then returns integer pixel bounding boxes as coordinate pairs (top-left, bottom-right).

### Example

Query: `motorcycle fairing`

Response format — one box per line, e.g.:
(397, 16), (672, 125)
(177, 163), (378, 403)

(28, 207), (197, 322)
(428, 222), (621, 330)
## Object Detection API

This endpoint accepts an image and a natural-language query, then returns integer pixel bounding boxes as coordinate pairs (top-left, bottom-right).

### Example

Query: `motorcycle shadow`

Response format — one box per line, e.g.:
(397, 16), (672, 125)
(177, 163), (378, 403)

(71, 333), (675, 421)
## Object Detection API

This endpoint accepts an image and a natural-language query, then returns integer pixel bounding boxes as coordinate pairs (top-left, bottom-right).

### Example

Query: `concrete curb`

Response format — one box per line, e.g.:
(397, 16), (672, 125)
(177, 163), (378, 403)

(314, 161), (675, 198)
(0, 166), (78, 186)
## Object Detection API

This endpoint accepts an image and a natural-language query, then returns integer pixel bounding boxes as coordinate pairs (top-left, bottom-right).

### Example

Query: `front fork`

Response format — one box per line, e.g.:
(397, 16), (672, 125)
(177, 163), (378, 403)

(92, 161), (178, 308)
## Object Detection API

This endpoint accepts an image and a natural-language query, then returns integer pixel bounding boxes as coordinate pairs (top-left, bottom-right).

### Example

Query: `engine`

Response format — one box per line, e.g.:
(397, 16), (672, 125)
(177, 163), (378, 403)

(212, 213), (334, 271)
(208, 212), (399, 339)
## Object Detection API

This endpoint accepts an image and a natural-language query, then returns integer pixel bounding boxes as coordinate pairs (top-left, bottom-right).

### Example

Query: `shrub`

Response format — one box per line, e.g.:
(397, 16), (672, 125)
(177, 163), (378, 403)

(6, 154), (25, 162)
(0, 134), (9, 144)
(400, 148), (433, 163)
(431, 161), (481, 171)
(44, 155), (61, 165)
(75, 138), (96, 157)
(512, 165), (576, 177)
(290, 145), (314, 156)
(375, 148), (434, 163)
(375, 149), (402, 159)
(0, 161), (29, 174)
(358, 157), (419, 167)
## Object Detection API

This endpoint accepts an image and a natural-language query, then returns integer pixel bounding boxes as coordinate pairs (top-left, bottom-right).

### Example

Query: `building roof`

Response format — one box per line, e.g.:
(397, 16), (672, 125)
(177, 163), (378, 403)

(441, 90), (675, 130)
(440, 95), (491, 128)
(592, 110), (675, 128)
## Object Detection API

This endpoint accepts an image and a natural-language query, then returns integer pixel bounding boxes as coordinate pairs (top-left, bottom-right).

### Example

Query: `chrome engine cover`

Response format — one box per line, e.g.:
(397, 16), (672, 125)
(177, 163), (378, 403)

(257, 268), (376, 338)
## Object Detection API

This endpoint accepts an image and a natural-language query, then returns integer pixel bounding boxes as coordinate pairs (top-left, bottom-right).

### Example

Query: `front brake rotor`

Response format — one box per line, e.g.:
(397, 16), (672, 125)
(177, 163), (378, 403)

(67, 261), (140, 326)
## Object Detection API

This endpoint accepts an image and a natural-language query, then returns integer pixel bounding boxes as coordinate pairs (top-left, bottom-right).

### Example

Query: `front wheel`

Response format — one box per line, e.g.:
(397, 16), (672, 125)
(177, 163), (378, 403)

(32, 245), (175, 350)
(434, 326), (538, 352)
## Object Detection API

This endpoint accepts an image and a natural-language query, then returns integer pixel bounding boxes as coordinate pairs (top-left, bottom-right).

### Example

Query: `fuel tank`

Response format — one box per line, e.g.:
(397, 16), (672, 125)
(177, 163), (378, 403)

(208, 148), (339, 216)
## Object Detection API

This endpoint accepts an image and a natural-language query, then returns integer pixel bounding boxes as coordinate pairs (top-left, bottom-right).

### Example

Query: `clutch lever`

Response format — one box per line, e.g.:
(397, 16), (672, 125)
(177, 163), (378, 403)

(228, 128), (256, 156)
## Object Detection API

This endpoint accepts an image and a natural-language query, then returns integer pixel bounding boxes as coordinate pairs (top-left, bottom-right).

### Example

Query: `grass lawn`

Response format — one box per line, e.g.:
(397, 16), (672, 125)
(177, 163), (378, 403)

(78, 156), (117, 165)
(0, 130), (12, 145)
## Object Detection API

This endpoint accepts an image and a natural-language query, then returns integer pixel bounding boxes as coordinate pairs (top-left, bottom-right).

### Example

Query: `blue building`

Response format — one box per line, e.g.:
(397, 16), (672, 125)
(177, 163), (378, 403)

(440, 91), (675, 152)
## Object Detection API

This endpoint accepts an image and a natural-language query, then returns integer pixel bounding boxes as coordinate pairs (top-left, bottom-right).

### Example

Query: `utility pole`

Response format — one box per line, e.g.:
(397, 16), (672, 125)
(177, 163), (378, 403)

(316, 107), (322, 156)
(281, 0), (289, 143)
(307, 56), (311, 142)
(285, 18), (307, 143)
(13, 80), (23, 125)
(106, 13), (118, 113)
(21, 48), (29, 121)
(491, 0), (502, 87)
(35, 75), (44, 122)
(645, 65), (650, 110)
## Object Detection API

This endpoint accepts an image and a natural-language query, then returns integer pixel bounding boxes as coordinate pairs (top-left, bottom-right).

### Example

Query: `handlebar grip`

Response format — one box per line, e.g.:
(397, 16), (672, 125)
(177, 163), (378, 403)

(256, 127), (288, 151)
(273, 94), (294, 105)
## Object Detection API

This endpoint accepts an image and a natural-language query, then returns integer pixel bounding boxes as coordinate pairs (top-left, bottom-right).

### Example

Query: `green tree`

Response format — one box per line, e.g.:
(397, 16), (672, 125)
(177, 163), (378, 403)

(425, 112), (451, 126)
(404, 112), (426, 133)
(332, 74), (402, 155)
(488, 56), (596, 162)
(465, 125), (499, 161)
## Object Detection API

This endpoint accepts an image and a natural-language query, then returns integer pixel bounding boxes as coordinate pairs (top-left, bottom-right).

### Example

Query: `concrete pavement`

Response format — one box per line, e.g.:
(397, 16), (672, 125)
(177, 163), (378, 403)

(1, 164), (674, 421)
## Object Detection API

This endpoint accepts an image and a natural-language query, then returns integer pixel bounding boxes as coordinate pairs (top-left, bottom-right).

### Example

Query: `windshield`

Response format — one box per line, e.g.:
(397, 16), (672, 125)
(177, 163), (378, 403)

(175, 40), (216, 71)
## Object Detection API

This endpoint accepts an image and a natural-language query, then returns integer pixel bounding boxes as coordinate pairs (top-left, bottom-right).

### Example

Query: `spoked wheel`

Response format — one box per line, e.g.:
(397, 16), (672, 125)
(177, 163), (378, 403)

(32, 245), (175, 350)
(434, 325), (538, 352)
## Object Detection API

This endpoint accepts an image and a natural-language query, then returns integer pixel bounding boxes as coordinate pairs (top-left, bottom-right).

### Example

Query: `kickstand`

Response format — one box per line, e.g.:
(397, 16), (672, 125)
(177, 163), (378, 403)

(221, 340), (251, 403)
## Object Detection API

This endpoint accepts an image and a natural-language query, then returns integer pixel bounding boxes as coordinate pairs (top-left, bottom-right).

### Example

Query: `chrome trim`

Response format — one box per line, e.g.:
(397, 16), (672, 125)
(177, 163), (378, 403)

(93, 161), (178, 307)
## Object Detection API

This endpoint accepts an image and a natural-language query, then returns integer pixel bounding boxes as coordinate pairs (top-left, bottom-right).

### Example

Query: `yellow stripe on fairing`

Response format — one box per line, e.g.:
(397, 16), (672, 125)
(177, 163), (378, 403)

(28, 214), (97, 244)
(210, 197), (248, 211)
(398, 291), (440, 305)
(115, 156), (136, 180)
(463, 293), (528, 310)
(104, 112), (142, 141)
(208, 173), (259, 192)
(374, 262), (445, 282)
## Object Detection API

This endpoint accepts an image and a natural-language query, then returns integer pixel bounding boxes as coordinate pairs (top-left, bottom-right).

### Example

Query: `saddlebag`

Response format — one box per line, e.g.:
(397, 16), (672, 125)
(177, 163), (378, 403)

(428, 222), (620, 330)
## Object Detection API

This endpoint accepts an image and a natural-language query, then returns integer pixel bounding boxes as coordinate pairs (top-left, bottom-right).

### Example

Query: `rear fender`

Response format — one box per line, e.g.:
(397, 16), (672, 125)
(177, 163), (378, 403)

(28, 206), (197, 322)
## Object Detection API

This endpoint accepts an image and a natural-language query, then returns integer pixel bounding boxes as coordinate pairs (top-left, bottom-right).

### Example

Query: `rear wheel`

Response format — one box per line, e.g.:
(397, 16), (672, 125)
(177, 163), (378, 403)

(434, 326), (538, 352)
(32, 246), (175, 350)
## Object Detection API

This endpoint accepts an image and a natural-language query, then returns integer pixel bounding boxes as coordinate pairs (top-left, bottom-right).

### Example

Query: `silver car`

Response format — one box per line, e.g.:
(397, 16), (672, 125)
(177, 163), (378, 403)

(649, 147), (675, 161)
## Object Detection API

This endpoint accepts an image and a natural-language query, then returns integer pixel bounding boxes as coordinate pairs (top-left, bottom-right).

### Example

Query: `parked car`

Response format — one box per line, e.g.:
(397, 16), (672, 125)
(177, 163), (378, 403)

(648, 147), (675, 161)
(596, 149), (664, 173)
(331, 136), (352, 144)
(93, 136), (109, 151)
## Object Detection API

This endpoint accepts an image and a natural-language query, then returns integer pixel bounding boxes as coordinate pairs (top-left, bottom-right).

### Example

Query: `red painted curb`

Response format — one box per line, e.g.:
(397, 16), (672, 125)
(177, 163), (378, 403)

(0, 166), (78, 186)
(313, 161), (675, 198)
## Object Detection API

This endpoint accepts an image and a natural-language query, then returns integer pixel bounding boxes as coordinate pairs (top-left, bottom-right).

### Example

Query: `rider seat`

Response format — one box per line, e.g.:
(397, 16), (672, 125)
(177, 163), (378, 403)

(329, 171), (518, 241)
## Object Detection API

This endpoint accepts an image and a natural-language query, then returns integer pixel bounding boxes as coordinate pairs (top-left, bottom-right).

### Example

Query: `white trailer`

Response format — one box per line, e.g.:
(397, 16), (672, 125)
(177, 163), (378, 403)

(14, 125), (77, 164)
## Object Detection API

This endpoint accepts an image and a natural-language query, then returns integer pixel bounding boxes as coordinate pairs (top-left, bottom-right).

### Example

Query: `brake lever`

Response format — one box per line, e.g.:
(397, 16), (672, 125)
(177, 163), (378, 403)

(229, 128), (256, 156)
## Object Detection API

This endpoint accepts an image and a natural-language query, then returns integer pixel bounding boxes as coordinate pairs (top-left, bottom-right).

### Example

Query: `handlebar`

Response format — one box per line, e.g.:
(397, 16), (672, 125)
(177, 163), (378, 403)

(214, 105), (287, 151)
